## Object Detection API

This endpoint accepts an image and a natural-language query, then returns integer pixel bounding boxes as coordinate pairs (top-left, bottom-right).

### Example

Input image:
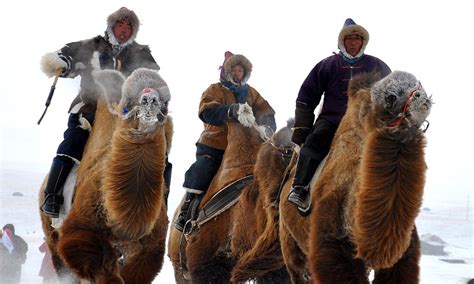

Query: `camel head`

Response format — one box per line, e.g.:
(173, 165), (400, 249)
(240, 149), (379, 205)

(371, 71), (432, 130)
(93, 68), (171, 133)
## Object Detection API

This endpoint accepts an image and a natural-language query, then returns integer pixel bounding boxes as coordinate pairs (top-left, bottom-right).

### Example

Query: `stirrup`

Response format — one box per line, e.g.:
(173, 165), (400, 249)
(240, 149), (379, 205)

(174, 214), (187, 232)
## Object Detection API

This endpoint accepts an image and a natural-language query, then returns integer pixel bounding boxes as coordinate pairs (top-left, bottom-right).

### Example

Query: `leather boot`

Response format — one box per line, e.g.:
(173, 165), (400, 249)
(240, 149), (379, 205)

(287, 150), (323, 211)
(174, 192), (196, 232)
(41, 156), (74, 218)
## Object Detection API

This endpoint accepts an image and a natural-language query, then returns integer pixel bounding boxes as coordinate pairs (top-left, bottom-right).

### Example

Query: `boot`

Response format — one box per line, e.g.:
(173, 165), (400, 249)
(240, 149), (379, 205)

(288, 185), (311, 211)
(287, 150), (323, 211)
(41, 156), (74, 218)
(174, 192), (196, 232)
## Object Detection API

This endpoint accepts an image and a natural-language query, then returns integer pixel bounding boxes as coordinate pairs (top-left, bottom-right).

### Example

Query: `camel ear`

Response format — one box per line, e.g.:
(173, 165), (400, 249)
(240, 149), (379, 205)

(93, 70), (126, 111)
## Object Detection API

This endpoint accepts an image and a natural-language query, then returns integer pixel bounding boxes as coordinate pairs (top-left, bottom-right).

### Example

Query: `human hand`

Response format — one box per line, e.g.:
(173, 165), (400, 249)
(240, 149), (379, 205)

(228, 103), (255, 127)
(40, 52), (71, 77)
(291, 127), (310, 146)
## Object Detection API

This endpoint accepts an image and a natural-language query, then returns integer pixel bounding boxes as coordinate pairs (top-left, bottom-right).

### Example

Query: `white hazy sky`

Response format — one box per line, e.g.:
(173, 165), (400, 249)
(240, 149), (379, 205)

(1, 0), (473, 227)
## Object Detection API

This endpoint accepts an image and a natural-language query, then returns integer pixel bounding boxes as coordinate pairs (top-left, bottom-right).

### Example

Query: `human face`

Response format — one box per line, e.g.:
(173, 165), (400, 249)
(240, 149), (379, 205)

(230, 65), (245, 84)
(113, 20), (133, 44)
(344, 34), (363, 57)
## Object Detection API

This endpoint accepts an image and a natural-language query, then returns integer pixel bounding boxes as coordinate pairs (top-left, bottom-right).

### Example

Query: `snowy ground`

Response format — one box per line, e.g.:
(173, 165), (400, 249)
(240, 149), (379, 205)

(0, 165), (473, 284)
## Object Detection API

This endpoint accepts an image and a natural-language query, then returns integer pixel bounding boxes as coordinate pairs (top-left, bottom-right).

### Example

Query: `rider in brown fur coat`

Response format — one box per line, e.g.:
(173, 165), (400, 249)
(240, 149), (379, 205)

(174, 51), (277, 232)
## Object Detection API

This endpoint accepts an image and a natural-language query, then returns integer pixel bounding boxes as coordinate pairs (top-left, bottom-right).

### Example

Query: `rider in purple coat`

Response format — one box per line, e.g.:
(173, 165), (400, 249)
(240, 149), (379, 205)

(287, 18), (391, 212)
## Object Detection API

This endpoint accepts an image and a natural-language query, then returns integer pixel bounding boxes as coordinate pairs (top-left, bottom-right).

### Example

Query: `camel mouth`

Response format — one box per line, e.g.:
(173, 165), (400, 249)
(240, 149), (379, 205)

(371, 71), (433, 130)
(135, 92), (168, 126)
(386, 88), (432, 129)
(405, 90), (432, 126)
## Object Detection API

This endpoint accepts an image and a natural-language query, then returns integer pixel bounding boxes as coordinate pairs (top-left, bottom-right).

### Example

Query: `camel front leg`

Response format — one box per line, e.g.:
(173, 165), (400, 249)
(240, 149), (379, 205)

(372, 227), (421, 284)
(308, 194), (369, 284)
(120, 212), (168, 284)
(279, 224), (309, 284)
(58, 212), (122, 283)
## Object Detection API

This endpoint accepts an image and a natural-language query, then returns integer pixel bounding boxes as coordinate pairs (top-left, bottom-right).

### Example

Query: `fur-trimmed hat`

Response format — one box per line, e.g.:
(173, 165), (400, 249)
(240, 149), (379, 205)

(106, 7), (140, 47)
(338, 18), (369, 59)
(220, 51), (253, 84)
(3, 224), (15, 235)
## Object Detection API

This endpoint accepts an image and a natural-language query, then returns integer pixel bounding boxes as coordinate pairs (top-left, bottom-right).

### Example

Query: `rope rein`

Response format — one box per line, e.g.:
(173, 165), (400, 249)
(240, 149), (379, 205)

(388, 88), (416, 127)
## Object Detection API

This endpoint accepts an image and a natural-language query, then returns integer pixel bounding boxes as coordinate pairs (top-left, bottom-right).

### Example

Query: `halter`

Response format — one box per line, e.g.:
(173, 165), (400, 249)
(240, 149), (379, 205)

(387, 88), (416, 127)
(387, 81), (429, 132)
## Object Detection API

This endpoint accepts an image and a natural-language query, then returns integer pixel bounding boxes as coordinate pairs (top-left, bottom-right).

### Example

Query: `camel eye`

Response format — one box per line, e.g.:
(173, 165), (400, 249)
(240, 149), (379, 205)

(385, 94), (397, 107)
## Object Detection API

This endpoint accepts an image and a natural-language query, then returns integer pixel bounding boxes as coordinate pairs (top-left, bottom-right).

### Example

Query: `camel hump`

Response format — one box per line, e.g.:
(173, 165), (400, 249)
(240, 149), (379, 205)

(348, 71), (386, 96)
(93, 69), (126, 107)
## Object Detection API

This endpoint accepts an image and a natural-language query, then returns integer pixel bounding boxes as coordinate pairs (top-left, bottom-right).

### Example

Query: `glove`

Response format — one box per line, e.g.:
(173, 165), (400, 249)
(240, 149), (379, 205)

(40, 52), (71, 77)
(228, 103), (255, 127)
(292, 102), (315, 145)
(291, 127), (310, 145)
(228, 103), (240, 120)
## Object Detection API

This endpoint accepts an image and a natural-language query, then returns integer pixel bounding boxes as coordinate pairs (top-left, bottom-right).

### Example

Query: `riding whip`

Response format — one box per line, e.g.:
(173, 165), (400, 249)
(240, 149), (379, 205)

(37, 71), (61, 125)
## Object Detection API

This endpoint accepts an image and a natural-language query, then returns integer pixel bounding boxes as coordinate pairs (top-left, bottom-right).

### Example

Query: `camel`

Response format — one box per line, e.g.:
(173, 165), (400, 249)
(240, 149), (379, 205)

(39, 68), (173, 284)
(277, 71), (432, 283)
(168, 119), (295, 283)
(230, 119), (294, 283)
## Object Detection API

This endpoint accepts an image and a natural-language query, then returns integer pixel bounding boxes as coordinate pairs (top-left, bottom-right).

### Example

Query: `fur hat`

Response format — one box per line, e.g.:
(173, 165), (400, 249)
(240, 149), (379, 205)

(3, 224), (14, 235)
(106, 7), (140, 47)
(220, 51), (253, 84)
(219, 51), (234, 81)
(338, 18), (369, 59)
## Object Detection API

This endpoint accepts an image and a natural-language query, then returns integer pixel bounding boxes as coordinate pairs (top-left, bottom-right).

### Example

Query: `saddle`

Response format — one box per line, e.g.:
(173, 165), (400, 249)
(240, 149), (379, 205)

(182, 175), (254, 236)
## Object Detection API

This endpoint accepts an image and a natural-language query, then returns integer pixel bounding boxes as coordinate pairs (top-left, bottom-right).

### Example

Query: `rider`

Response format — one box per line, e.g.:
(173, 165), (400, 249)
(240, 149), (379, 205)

(174, 51), (277, 232)
(287, 18), (391, 212)
(39, 7), (171, 218)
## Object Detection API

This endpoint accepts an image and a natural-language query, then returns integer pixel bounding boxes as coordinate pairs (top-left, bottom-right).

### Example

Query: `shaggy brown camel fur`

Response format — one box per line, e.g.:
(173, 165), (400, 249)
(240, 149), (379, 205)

(168, 120), (288, 283)
(278, 71), (432, 283)
(39, 68), (173, 284)
(230, 119), (294, 283)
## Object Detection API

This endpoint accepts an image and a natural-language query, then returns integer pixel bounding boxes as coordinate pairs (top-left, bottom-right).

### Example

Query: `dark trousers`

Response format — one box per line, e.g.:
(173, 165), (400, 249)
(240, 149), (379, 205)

(303, 118), (338, 159)
(294, 118), (338, 186)
(56, 112), (95, 161)
(183, 143), (225, 192)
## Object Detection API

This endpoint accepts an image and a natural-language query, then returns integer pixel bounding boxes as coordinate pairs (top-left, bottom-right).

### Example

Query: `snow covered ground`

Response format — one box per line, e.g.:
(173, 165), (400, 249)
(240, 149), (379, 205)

(1, 165), (472, 283)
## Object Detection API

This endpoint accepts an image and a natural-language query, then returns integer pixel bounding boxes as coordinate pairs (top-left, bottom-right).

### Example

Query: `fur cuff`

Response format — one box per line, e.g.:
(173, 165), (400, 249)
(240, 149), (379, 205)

(185, 188), (204, 194)
(40, 52), (68, 77)
(78, 115), (92, 131)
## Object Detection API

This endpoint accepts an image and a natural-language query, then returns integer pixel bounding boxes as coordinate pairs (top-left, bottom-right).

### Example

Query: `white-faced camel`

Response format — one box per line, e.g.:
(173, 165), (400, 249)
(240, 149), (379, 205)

(39, 68), (173, 284)
(281, 70), (431, 283)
